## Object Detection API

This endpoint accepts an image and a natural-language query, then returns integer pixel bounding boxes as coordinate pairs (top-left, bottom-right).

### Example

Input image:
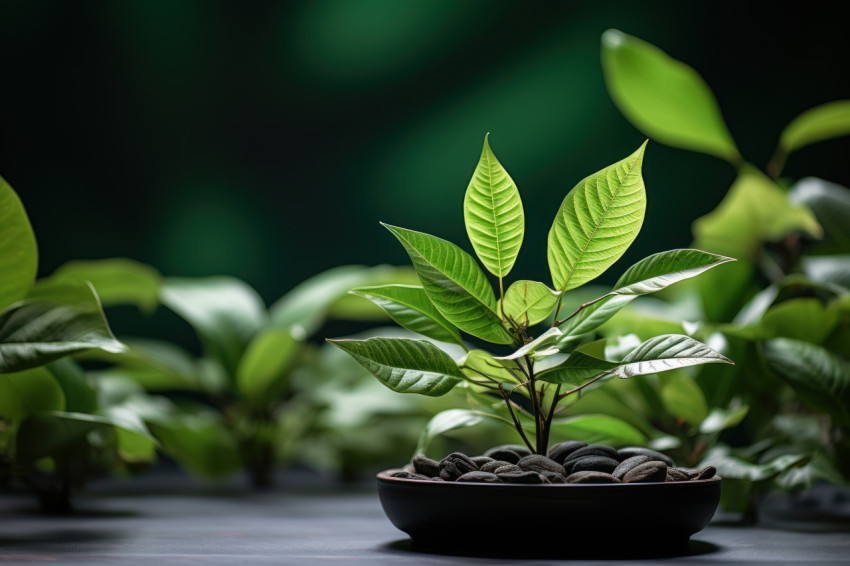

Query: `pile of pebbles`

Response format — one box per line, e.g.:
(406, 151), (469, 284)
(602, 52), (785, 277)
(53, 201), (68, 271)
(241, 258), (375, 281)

(391, 442), (717, 485)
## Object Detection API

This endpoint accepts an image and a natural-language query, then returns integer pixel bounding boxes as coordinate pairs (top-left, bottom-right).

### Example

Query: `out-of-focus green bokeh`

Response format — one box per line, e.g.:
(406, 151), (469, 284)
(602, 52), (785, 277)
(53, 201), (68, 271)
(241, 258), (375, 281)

(1, 0), (848, 308)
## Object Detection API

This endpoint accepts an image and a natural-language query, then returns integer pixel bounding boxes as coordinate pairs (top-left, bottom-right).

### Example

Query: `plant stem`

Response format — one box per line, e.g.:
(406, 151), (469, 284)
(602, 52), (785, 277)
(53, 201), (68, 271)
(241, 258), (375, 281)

(766, 147), (787, 180)
(553, 294), (610, 328)
(499, 384), (535, 453)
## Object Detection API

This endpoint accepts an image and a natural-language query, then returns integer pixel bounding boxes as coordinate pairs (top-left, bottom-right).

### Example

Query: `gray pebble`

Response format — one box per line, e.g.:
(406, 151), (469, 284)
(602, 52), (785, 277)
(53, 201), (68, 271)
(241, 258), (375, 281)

(483, 449), (522, 464)
(480, 460), (511, 473)
(497, 471), (545, 484)
(391, 471), (429, 480)
(438, 452), (478, 480)
(623, 461), (668, 483)
(518, 454), (566, 475)
(470, 456), (494, 467)
(565, 471), (621, 484)
(688, 466), (717, 480)
(570, 456), (620, 475)
(666, 468), (689, 482)
(617, 446), (674, 466)
(456, 471), (502, 483)
(412, 454), (440, 477)
(612, 455), (652, 480)
(563, 445), (619, 469)
(540, 471), (567, 483)
(493, 464), (522, 474)
(485, 444), (531, 458)
(547, 441), (588, 464)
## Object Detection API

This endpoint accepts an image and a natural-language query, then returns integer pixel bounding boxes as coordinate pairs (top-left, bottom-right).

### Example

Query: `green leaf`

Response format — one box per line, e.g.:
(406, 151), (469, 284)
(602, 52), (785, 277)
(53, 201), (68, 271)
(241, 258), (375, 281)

(536, 349), (618, 388)
(497, 327), (564, 361)
(349, 284), (462, 345)
(0, 280), (126, 373)
(271, 265), (406, 335)
(701, 446), (807, 482)
(694, 167), (822, 255)
(776, 453), (846, 491)
(46, 358), (97, 414)
(236, 328), (300, 401)
(160, 277), (266, 377)
(463, 134), (524, 278)
(790, 178), (850, 254)
(382, 224), (512, 344)
(559, 249), (734, 337)
(503, 280), (559, 327)
(548, 143), (647, 293)
(414, 408), (488, 456)
(460, 349), (517, 384)
(327, 267), (420, 320)
(802, 256), (850, 291)
(548, 414), (647, 447)
(764, 338), (850, 424)
(659, 372), (708, 426)
(700, 405), (749, 434)
(760, 298), (837, 344)
(328, 337), (464, 396)
(0, 175), (38, 310)
(601, 30), (739, 162)
(0, 367), (65, 422)
(47, 258), (162, 312)
(779, 100), (850, 154)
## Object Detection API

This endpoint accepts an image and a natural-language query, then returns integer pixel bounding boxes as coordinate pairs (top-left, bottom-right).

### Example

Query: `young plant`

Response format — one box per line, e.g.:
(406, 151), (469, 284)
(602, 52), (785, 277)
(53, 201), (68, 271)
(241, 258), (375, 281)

(329, 136), (735, 456)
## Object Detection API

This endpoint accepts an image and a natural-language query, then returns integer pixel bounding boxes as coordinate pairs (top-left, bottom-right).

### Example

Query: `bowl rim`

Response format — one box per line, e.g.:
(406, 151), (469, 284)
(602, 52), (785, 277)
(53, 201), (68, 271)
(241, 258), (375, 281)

(377, 468), (721, 487)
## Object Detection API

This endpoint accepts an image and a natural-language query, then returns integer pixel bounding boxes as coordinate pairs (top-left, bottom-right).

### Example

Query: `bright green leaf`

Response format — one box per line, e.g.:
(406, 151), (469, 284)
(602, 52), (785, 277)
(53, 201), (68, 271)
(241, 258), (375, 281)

(760, 298), (837, 344)
(0, 175), (37, 311)
(548, 143), (647, 293)
(779, 100), (850, 155)
(0, 367), (65, 422)
(328, 337), (465, 396)
(48, 258), (162, 312)
(382, 224), (512, 344)
(236, 327), (300, 400)
(463, 134), (524, 278)
(601, 29), (739, 162)
(548, 414), (647, 447)
(460, 349), (517, 384)
(503, 280), (559, 327)
(0, 281), (126, 373)
(349, 284), (462, 345)
(660, 372), (708, 426)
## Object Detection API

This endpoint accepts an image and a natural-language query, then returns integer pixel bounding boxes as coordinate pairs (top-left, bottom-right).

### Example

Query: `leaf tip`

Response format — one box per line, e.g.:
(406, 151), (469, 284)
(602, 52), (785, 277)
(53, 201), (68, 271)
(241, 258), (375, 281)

(601, 28), (626, 50)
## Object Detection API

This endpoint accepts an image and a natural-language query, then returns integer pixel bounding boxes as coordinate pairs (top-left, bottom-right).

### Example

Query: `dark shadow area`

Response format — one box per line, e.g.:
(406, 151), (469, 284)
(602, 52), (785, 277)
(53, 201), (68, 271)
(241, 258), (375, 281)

(383, 537), (720, 560)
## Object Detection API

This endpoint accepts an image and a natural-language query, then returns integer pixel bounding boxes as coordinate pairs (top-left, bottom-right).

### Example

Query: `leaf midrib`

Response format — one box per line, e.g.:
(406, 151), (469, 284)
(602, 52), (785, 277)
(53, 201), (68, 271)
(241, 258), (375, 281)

(483, 149), (504, 276)
(559, 152), (642, 292)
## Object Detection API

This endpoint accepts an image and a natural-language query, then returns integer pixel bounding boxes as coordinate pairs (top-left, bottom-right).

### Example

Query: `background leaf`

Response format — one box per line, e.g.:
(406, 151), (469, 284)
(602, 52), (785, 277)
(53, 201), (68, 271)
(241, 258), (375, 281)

(350, 284), (462, 345)
(548, 143), (646, 293)
(548, 414), (647, 447)
(48, 258), (162, 312)
(236, 328), (300, 401)
(0, 280), (126, 373)
(383, 224), (512, 344)
(328, 337), (464, 396)
(778, 100), (850, 154)
(0, 175), (37, 310)
(601, 29), (739, 162)
(0, 367), (65, 422)
(789, 178), (850, 254)
(463, 134), (524, 278)
(659, 371), (708, 426)
(414, 408), (488, 456)
(503, 280), (559, 327)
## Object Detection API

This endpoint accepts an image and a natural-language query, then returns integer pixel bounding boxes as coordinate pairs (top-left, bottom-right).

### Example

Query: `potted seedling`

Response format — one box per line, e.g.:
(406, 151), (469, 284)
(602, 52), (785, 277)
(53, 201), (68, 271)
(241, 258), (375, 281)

(329, 136), (736, 551)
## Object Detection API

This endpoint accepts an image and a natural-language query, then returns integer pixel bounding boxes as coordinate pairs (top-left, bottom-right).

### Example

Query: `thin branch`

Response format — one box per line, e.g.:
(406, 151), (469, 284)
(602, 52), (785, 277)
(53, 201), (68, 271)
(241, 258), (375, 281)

(553, 294), (610, 328)
(499, 383), (534, 452)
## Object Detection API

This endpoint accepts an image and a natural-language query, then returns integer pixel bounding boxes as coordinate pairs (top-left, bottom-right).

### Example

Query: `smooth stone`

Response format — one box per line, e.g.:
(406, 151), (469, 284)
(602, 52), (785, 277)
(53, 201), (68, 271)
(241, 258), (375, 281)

(456, 471), (502, 483)
(547, 441), (588, 464)
(623, 461), (668, 483)
(485, 444), (531, 458)
(493, 464), (522, 474)
(412, 455), (440, 477)
(540, 471), (567, 483)
(612, 455), (652, 480)
(570, 456), (620, 475)
(497, 471), (545, 484)
(518, 454), (566, 475)
(688, 465), (717, 480)
(391, 471), (429, 480)
(617, 446), (674, 467)
(667, 468), (690, 482)
(565, 471), (621, 484)
(480, 460), (511, 473)
(563, 445), (619, 470)
(438, 452), (478, 480)
(483, 449), (522, 464)
(470, 456), (494, 468)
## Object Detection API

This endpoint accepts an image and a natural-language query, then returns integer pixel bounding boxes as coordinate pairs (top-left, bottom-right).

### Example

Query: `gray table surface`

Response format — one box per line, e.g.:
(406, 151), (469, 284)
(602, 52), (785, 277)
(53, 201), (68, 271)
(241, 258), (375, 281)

(1, 475), (849, 565)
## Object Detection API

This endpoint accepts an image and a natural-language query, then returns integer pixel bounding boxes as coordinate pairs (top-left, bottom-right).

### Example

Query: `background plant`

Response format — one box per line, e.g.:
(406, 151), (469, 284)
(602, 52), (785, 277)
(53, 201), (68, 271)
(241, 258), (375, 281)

(330, 135), (735, 458)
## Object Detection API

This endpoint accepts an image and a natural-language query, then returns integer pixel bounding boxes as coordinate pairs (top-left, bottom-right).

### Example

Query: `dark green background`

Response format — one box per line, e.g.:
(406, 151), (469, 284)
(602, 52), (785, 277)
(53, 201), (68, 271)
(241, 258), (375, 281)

(2, 1), (848, 304)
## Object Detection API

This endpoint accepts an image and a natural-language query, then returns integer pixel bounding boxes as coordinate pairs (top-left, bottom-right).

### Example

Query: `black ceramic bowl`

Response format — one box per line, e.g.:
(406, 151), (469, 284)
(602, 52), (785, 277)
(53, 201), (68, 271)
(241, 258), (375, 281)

(377, 469), (721, 554)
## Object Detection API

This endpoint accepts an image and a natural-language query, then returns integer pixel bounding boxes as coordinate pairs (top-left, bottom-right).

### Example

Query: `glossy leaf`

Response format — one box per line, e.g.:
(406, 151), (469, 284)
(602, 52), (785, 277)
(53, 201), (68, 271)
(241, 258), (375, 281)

(414, 408), (488, 456)
(383, 224), (512, 344)
(271, 265), (406, 336)
(700, 405), (749, 434)
(548, 143), (647, 293)
(48, 258), (162, 312)
(463, 134), (524, 278)
(0, 367), (65, 422)
(46, 358), (97, 414)
(779, 100), (850, 154)
(497, 327), (563, 361)
(536, 350), (618, 388)
(764, 338), (850, 424)
(701, 446), (807, 482)
(0, 175), (37, 310)
(350, 284), (462, 345)
(0, 281), (126, 373)
(548, 414), (647, 447)
(328, 337), (464, 396)
(790, 178), (850, 253)
(503, 280), (559, 327)
(659, 372), (708, 426)
(161, 277), (266, 376)
(601, 30), (739, 162)
(460, 349), (517, 384)
(236, 328), (300, 401)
